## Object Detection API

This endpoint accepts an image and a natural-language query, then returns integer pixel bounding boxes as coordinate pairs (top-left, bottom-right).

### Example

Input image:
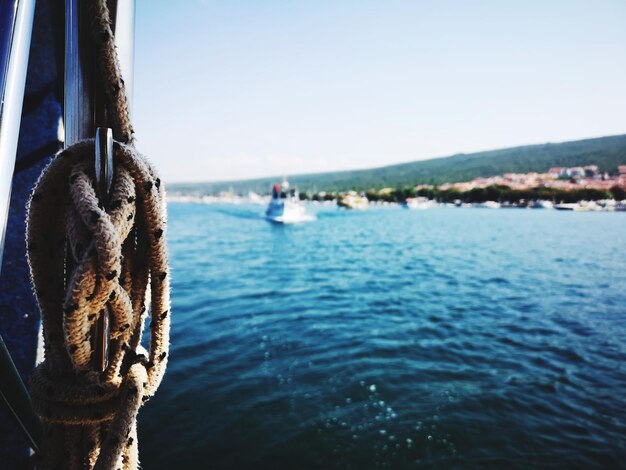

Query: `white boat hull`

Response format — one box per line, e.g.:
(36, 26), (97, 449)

(266, 200), (315, 224)
(405, 198), (437, 210)
(476, 201), (501, 209)
(555, 203), (579, 211)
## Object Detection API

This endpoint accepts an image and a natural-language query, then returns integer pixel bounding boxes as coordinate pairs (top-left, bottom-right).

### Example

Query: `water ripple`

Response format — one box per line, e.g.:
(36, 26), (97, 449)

(140, 204), (626, 469)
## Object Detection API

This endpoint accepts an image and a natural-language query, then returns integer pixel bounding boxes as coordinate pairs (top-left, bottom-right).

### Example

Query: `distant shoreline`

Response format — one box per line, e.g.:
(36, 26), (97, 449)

(167, 194), (626, 213)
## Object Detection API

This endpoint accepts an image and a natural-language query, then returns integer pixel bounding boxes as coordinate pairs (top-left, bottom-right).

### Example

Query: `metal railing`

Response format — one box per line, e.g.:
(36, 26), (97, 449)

(0, 0), (40, 455)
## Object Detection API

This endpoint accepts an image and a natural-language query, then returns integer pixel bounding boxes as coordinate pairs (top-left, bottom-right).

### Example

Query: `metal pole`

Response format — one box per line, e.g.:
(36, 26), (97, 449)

(64, 0), (135, 145)
(93, 126), (113, 371)
(65, 0), (135, 371)
(0, 0), (41, 454)
(0, 0), (36, 267)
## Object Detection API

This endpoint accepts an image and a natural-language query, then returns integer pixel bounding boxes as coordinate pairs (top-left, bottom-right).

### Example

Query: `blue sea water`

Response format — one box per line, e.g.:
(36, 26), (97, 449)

(138, 204), (626, 469)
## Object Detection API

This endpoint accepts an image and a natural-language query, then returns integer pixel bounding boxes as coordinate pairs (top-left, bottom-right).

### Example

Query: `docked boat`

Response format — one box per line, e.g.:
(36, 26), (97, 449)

(554, 203), (586, 211)
(476, 201), (501, 209)
(266, 180), (315, 223)
(337, 191), (369, 210)
(403, 197), (437, 210)
(530, 200), (554, 209)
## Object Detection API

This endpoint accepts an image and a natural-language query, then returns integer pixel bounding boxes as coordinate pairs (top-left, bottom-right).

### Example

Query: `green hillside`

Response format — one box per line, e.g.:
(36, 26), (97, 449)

(170, 134), (626, 195)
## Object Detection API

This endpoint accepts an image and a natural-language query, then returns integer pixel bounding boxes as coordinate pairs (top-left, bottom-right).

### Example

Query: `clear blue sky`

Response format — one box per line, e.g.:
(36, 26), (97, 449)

(133, 0), (626, 183)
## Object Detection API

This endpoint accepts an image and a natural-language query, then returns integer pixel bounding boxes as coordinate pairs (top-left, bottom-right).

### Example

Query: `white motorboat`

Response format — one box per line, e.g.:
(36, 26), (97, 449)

(476, 201), (501, 209)
(554, 203), (585, 211)
(403, 197), (437, 210)
(337, 191), (369, 210)
(530, 200), (554, 209)
(266, 180), (315, 224)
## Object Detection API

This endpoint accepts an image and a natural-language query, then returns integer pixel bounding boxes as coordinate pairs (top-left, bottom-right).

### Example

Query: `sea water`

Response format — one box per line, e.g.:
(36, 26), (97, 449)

(139, 204), (626, 468)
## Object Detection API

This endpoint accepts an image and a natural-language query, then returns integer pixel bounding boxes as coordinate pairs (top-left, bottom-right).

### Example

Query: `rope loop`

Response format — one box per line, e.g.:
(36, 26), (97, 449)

(27, 141), (170, 469)
(26, 0), (170, 467)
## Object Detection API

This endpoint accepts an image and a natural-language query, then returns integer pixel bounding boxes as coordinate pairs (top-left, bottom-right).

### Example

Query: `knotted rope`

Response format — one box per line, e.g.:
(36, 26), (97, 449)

(26, 2), (170, 469)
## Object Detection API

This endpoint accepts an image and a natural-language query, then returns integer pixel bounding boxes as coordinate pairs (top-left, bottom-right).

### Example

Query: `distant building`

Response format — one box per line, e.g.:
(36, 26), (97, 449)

(549, 167), (565, 178)
(436, 163), (624, 192)
(583, 165), (599, 178)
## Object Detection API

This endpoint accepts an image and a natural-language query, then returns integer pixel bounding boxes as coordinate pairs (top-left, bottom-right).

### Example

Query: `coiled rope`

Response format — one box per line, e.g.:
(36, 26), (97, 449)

(26, 1), (170, 468)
